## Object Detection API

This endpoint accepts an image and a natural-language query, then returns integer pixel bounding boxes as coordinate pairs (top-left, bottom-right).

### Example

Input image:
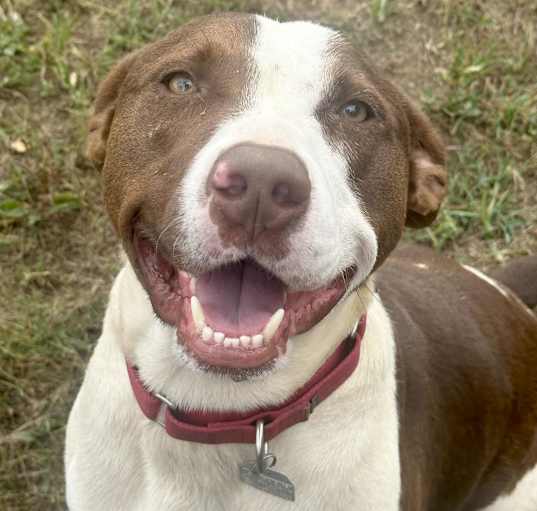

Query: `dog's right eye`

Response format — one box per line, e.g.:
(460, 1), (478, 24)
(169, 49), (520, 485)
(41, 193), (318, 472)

(165, 72), (195, 94)
(341, 100), (373, 122)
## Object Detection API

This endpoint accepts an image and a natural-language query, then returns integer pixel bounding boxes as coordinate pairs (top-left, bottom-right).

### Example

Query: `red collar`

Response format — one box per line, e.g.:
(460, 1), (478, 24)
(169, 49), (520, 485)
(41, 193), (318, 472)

(127, 315), (366, 444)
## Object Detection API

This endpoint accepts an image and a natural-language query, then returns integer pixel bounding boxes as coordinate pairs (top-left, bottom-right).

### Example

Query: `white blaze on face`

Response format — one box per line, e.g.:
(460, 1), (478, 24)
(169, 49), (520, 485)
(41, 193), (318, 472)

(179, 15), (377, 291)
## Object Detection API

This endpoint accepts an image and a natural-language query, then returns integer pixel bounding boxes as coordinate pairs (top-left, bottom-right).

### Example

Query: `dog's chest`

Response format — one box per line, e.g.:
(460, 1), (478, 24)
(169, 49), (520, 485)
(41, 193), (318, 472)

(136, 391), (400, 511)
(66, 270), (401, 510)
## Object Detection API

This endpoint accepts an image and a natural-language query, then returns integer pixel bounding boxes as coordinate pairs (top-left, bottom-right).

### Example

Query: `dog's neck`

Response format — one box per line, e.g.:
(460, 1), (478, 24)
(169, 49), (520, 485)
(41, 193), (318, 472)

(107, 261), (383, 414)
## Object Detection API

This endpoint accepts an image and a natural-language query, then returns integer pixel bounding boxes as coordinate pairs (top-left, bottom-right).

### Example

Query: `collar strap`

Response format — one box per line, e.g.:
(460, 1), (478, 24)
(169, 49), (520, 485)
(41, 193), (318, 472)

(127, 315), (366, 444)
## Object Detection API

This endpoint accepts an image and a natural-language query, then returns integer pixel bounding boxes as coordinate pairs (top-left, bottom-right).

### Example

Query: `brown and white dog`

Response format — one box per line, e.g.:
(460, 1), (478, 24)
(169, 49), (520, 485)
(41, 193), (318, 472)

(65, 13), (537, 511)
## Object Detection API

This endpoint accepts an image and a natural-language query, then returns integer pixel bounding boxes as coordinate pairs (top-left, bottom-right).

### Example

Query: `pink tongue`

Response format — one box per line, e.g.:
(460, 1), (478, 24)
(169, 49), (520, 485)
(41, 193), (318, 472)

(196, 260), (285, 337)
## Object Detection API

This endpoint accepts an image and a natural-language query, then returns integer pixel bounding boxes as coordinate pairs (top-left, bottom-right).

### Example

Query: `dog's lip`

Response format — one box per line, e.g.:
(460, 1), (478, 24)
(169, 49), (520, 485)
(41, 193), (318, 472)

(133, 231), (353, 369)
(178, 292), (285, 369)
(178, 275), (347, 369)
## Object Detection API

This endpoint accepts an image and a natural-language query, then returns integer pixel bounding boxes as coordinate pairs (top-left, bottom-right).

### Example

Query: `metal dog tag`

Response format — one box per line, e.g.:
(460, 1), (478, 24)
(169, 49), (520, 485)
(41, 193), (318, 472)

(238, 420), (295, 501)
(239, 461), (295, 501)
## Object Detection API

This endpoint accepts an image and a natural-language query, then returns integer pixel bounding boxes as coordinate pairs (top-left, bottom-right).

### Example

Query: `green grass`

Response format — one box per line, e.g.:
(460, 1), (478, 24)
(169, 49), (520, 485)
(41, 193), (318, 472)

(371, 0), (390, 23)
(0, 0), (536, 509)
(413, 1), (537, 254)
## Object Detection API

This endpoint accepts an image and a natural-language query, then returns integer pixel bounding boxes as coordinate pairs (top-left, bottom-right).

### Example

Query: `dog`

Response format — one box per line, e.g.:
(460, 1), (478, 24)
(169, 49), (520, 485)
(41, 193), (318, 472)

(65, 13), (537, 510)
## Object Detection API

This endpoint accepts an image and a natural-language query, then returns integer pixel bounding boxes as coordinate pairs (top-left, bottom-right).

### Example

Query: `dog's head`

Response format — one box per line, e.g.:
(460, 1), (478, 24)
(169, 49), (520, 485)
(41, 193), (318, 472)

(88, 13), (446, 372)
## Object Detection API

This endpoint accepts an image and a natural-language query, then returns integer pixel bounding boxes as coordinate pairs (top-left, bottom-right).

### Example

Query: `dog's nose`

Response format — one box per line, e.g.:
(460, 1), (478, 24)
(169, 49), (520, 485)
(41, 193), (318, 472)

(208, 143), (311, 240)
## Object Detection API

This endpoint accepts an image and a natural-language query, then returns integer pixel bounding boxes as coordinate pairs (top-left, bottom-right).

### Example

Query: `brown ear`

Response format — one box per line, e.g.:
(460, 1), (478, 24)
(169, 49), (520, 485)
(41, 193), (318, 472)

(405, 102), (448, 228)
(86, 52), (138, 166)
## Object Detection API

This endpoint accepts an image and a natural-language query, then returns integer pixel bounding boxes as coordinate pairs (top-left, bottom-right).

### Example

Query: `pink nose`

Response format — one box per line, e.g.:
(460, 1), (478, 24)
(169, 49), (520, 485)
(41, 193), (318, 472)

(208, 143), (311, 242)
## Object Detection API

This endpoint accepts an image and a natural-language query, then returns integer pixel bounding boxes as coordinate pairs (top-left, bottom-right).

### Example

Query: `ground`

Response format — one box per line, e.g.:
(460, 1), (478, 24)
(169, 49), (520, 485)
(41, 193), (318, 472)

(0, 0), (536, 509)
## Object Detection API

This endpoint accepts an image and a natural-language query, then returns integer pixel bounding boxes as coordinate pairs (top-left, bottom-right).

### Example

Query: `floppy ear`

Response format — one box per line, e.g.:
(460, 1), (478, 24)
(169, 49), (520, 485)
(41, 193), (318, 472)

(404, 101), (448, 228)
(86, 52), (138, 166)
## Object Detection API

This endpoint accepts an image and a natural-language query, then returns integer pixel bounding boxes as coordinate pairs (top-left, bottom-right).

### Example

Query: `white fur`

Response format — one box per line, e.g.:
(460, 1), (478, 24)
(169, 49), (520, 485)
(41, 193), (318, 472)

(463, 265), (510, 299)
(65, 263), (400, 510)
(179, 16), (377, 292)
(463, 264), (536, 318)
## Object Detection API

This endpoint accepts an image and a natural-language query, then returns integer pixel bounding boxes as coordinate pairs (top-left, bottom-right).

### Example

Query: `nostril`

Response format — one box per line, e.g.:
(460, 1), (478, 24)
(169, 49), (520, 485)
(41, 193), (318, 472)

(226, 182), (246, 196)
(220, 175), (246, 197)
(272, 178), (310, 207)
(272, 183), (291, 205)
(211, 163), (247, 198)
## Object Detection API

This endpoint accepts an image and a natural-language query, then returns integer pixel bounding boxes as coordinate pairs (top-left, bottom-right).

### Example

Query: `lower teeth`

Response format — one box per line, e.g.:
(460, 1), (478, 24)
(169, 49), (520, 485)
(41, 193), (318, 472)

(191, 297), (285, 349)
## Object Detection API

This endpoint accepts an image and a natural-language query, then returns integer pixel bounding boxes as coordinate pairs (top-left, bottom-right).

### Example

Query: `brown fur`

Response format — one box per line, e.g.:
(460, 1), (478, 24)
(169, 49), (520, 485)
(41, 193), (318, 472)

(86, 13), (256, 278)
(318, 39), (447, 269)
(491, 256), (537, 309)
(378, 245), (537, 510)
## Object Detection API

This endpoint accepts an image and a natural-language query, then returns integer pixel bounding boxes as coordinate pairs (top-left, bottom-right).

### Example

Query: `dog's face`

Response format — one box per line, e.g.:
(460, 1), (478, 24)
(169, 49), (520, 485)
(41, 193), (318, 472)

(88, 13), (446, 372)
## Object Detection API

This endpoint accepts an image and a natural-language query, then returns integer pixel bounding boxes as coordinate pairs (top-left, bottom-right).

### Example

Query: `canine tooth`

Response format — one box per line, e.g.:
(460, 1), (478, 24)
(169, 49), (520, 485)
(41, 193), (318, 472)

(202, 326), (213, 343)
(252, 334), (264, 348)
(190, 296), (205, 331)
(262, 309), (284, 341)
(223, 337), (233, 348)
(230, 338), (240, 348)
(214, 332), (224, 344)
(190, 277), (197, 295)
(240, 335), (251, 347)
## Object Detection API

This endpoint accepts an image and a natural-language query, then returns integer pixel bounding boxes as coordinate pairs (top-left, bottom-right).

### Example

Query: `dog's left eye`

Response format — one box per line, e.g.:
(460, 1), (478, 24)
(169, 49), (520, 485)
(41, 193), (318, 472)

(166, 72), (195, 94)
(341, 100), (372, 122)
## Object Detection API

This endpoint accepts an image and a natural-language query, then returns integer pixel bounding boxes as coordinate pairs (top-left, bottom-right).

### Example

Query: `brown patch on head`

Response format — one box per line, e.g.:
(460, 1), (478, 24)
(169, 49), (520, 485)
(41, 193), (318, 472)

(87, 53), (139, 166)
(86, 13), (256, 270)
(318, 38), (447, 269)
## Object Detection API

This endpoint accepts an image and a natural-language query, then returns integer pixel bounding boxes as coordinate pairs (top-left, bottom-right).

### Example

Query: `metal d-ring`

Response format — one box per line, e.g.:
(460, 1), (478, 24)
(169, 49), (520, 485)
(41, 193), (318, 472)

(255, 420), (276, 473)
(154, 392), (176, 428)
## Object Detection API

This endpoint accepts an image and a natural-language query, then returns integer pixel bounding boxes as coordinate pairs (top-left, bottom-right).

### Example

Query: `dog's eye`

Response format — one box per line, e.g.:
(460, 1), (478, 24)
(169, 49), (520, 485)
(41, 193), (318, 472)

(166, 72), (195, 94)
(341, 100), (372, 122)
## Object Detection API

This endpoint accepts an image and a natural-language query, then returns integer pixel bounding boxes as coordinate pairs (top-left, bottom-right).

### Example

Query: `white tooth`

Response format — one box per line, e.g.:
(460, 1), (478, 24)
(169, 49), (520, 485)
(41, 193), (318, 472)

(214, 332), (224, 344)
(190, 296), (205, 331)
(240, 335), (251, 347)
(190, 277), (197, 295)
(202, 326), (213, 343)
(223, 337), (233, 348)
(262, 308), (284, 341)
(252, 334), (264, 348)
(230, 338), (240, 348)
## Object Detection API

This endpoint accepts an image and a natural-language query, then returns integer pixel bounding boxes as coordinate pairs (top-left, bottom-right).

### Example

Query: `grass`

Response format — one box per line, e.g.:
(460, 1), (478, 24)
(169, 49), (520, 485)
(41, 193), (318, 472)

(0, 0), (535, 509)
(413, 1), (537, 257)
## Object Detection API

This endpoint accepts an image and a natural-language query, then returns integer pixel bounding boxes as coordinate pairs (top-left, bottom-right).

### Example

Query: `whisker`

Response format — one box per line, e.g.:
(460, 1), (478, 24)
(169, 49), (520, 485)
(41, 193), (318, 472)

(355, 287), (368, 313)
(155, 217), (180, 257)
(340, 269), (350, 290)
(172, 232), (182, 261)
(364, 282), (383, 308)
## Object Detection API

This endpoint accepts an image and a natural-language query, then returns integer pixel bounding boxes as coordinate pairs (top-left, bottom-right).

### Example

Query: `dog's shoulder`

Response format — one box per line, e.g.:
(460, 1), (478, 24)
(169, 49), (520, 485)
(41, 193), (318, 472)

(376, 244), (537, 510)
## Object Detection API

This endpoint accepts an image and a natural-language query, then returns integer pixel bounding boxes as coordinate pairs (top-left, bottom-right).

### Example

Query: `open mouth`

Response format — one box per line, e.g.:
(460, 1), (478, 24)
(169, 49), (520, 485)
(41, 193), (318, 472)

(135, 234), (351, 369)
